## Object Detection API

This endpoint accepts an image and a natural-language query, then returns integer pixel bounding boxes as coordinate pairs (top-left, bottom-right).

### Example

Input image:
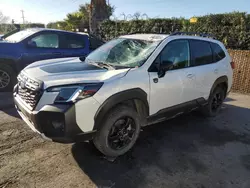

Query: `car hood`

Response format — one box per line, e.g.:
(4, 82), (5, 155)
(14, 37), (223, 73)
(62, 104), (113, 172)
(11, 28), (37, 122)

(0, 40), (13, 43)
(23, 57), (130, 89)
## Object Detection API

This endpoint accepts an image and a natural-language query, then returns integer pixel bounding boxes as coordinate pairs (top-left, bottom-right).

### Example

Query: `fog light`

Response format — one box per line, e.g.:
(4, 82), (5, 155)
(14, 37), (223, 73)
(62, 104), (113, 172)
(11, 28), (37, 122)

(52, 120), (64, 130)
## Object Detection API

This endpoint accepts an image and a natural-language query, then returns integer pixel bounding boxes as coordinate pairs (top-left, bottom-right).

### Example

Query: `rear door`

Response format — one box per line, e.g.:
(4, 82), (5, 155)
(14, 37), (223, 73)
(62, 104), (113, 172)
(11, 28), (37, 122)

(189, 39), (217, 99)
(21, 31), (63, 68)
(60, 33), (89, 58)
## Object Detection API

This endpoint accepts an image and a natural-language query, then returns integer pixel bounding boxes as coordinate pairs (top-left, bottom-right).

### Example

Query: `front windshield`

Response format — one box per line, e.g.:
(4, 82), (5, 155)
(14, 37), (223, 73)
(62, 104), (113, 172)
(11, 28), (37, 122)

(5, 30), (36, 43)
(86, 38), (161, 68)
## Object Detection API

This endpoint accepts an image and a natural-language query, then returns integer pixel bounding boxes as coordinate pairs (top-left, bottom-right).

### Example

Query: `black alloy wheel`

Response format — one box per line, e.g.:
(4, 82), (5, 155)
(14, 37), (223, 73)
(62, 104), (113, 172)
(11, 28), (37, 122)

(108, 117), (136, 150)
(201, 86), (226, 117)
(93, 105), (141, 157)
(211, 91), (224, 112)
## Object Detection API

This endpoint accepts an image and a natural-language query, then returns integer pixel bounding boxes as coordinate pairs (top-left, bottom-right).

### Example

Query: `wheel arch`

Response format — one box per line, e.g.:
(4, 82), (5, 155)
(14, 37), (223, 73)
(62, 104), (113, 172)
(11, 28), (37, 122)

(94, 88), (149, 130)
(210, 76), (228, 97)
(0, 58), (18, 74)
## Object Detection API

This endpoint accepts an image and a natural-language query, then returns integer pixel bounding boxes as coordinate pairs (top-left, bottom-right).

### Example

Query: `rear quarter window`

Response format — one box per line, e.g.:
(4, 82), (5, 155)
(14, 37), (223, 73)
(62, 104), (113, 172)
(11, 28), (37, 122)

(211, 42), (226, 62)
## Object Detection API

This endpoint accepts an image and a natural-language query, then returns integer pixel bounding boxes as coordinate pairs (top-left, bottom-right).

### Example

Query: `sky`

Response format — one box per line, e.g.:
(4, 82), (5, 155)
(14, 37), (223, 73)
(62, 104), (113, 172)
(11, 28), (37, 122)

(0, 0), (250, 24)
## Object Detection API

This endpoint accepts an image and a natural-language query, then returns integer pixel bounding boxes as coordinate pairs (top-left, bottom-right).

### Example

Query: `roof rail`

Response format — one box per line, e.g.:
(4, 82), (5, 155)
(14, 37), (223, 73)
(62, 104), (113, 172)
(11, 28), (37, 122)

(170, 32), (216, 39)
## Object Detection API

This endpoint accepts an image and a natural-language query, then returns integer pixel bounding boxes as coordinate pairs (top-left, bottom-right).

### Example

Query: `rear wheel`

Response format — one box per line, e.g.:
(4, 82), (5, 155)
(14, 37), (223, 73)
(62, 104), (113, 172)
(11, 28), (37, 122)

(0, 64), (16, 92)
(93, 105), (141, 157)
(202, 86), (226, 117)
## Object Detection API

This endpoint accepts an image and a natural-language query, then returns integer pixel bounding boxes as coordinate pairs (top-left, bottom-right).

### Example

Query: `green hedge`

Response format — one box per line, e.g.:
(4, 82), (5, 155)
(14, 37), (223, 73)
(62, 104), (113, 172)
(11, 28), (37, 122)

(99, 12), (250, 50)
(0, 24), (16, 34)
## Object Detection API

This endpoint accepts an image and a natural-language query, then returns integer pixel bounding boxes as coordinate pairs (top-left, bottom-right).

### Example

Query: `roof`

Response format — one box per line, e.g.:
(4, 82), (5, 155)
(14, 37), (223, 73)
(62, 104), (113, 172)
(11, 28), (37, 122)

(169, 34), (221, 44)
(119, 33), (221, 43)
(120, 34), (169, 41)
(23, 28), (88, 35)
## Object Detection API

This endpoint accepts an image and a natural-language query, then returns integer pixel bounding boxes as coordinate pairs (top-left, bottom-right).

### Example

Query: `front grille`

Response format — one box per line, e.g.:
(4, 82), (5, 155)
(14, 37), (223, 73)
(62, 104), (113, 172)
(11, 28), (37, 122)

(17, 73), (43, 110)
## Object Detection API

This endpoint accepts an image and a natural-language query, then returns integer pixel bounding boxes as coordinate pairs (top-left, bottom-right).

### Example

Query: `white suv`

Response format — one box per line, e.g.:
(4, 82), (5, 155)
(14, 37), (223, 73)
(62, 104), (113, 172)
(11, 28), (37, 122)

(14, 32), (234, 157)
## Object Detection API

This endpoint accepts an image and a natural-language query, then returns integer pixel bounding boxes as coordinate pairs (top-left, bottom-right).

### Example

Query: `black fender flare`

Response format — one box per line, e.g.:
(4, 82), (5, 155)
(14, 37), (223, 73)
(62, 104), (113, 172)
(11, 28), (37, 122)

(0, 58), (18, 73)
(210, 76), (228, 96)
(94, 88), (149, 130)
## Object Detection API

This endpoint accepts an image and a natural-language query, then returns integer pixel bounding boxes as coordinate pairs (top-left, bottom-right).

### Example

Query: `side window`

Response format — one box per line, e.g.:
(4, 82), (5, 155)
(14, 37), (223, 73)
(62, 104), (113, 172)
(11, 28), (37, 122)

(211, 42), (226, 62)
(160, 40), (190, 70)
(190, 40), (213, 66)
(61, 34), (85, 49)
(30, 33), (59, 48)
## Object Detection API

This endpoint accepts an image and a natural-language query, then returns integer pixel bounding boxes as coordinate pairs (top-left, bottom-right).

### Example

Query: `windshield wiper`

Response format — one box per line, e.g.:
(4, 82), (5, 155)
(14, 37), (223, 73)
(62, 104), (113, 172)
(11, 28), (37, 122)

(97, 62), (116, 70)
(88, 61), (115, 70)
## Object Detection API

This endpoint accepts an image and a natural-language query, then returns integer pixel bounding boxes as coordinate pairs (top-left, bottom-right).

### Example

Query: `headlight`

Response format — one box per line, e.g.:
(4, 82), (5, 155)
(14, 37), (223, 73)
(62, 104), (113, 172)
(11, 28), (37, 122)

(47, 83), (103, 103)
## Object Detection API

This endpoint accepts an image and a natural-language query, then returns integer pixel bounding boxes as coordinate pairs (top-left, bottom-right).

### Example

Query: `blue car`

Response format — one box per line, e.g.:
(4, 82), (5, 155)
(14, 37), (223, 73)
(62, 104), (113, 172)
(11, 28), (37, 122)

(0, 28), (103, 91)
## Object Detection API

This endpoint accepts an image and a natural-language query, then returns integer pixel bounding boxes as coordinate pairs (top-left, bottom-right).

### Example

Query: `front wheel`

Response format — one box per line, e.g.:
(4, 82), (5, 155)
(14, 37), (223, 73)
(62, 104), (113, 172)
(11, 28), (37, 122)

(93, 105), (141, 157)
(0, 64), (16, 92)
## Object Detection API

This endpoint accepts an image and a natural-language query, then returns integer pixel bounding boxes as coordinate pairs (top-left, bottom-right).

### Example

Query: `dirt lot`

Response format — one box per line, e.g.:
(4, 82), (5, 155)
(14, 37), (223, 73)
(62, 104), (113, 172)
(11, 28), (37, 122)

(0, 92), (250, 188)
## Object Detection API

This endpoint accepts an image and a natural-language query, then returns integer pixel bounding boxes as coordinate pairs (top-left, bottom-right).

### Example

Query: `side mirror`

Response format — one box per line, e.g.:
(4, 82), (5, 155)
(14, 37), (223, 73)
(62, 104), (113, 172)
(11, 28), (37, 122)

(79, 56), (86, 62)
(158, 61), (173, 78)
(27, 40), (37, 48)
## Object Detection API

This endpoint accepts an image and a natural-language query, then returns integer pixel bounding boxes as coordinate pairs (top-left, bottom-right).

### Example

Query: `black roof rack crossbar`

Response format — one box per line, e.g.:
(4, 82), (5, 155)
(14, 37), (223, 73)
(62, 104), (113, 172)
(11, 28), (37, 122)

(170, 32), (216, 39)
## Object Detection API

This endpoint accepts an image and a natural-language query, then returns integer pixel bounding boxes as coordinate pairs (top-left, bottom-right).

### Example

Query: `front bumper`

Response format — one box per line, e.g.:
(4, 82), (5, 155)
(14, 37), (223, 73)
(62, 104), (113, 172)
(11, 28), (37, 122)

(14, 94), (96, 143)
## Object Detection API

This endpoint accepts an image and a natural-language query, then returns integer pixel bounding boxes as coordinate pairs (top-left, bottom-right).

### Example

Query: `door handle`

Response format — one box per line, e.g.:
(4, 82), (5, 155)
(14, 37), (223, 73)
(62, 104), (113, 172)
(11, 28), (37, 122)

(187, 74), (194, 78)
(214, 69), (218, 74)
(52, 52), (62, 55)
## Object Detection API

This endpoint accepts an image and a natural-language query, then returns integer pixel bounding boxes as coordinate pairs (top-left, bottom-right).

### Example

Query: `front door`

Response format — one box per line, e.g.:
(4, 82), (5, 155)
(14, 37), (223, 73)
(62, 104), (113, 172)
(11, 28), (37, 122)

(148, 39), (195, 115)
(21, 32), (63, 69)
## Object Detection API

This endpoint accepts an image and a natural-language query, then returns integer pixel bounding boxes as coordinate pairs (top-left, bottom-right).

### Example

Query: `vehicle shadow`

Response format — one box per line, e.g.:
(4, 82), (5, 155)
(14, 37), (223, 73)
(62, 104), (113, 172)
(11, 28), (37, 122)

(71, 103), (250, 188)
(0, 92), (20, 118)
(224, 97), (236, 102)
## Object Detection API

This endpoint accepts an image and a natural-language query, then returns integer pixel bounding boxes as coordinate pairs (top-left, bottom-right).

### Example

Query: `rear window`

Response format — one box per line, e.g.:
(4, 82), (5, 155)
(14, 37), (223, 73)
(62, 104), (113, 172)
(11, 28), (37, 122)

(190, 40), (213, 66)
(211, 42), (226, 62)
(61, 34), (85, 49)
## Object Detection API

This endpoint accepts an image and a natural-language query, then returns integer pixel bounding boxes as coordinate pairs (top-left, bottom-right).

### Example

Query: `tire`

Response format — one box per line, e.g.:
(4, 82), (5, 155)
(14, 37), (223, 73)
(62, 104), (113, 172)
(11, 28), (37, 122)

(93, 105), (141, 157)
(201, 86), (226, 117)
(0, 64), (16, 92)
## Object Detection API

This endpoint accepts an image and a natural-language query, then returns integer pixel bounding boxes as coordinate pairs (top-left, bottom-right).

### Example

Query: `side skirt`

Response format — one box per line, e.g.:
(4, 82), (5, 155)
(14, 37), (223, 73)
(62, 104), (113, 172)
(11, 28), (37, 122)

(146, 98), (207, 126)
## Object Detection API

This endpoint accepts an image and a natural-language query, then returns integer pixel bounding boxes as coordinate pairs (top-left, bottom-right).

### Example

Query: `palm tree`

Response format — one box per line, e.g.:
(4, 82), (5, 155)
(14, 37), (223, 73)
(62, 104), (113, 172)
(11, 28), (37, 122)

(89, 0), (109, 35)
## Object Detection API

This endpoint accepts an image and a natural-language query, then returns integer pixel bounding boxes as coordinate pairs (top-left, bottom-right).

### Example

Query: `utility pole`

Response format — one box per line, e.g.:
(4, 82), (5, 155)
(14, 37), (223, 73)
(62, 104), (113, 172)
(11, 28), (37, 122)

(21, 10), (25, 24)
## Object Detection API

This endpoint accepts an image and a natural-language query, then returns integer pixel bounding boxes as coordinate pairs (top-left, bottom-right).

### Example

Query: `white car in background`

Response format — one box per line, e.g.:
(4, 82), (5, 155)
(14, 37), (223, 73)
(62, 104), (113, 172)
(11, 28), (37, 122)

(14, 32), (234, 157)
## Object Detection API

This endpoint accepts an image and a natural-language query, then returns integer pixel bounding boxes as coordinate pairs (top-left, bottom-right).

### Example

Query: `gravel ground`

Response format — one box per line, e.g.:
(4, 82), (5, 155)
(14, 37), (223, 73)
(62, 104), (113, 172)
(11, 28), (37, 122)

(0, 92), (250, 188)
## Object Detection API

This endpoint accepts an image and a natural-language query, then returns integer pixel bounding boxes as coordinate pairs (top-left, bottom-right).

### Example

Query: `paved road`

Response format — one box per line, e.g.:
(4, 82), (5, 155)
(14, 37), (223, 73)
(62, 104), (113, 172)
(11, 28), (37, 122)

(0, 93), (250, 188)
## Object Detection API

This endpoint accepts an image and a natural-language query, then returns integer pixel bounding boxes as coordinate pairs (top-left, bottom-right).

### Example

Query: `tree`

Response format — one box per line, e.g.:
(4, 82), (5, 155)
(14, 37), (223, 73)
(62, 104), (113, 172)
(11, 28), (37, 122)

(89, 0), (110, 35)
(65, 11), (83, 31)
(79, 3), (91, 31)
(80, 2), (114, 32)
(47, 2), (114, 33)
(0, 11), (9, 24)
